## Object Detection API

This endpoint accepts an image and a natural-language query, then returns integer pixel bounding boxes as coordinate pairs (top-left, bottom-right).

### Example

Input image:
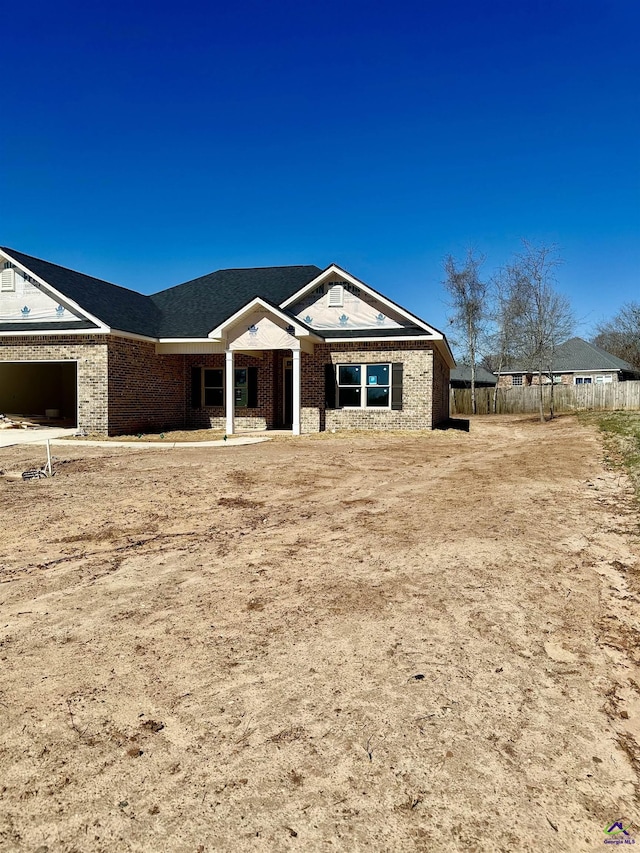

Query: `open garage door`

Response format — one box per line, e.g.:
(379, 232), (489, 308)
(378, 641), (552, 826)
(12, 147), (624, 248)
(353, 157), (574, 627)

(0, 361), (78, 427)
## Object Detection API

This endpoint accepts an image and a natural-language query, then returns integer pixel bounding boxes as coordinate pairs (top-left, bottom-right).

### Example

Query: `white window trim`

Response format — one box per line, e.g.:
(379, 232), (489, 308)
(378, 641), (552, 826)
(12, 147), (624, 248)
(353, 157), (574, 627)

(337, 362), (392, 410)
(574, 376), (593, 385)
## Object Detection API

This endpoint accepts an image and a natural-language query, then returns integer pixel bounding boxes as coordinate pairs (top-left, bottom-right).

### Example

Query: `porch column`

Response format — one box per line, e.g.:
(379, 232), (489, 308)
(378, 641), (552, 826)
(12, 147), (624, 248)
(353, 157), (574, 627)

(225, 349), (235, 435)
(292, 348), (301, 436)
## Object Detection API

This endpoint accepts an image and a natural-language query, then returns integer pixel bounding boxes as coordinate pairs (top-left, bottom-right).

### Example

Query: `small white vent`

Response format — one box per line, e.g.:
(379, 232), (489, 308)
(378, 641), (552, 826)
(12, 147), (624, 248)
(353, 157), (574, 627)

(328, 284), (344, 307)
(1, 268), (15, 292)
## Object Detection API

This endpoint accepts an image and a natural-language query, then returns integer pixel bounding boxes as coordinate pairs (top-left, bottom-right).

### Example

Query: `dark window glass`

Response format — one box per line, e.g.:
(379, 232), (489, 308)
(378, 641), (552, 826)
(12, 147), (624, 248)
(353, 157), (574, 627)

(367, 364), (389, 386)
(203, 369), (224, 407)
(339, 387), (361, 407)
(204, 369), (223, 388)
(204, 388), (224, 407)
(367, 387), (390, 407)
(338, 365), (361, 385)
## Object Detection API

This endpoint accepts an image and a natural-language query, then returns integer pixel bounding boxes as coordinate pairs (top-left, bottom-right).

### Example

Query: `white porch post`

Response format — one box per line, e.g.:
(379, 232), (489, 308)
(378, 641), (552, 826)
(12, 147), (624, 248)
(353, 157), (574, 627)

(292, 348), (301, 436)
(225, 349), (235, 435)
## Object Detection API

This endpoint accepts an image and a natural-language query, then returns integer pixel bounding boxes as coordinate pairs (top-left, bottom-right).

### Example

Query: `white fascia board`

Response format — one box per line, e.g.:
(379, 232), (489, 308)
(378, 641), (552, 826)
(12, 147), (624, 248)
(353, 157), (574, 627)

(158, 337), (218, 344)
(1, 250), (110, 332)
(323, 335), (437, 343)
(207, 297), (317, 339)
(280, 263), (442, 336)
(109, 329), (159, 343)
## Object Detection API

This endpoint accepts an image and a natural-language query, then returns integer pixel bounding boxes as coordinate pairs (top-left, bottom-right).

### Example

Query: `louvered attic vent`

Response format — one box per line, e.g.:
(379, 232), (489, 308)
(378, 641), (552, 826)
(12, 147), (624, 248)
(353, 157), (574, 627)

(1, 266), (15, 292)
(328, 284), (344, 307)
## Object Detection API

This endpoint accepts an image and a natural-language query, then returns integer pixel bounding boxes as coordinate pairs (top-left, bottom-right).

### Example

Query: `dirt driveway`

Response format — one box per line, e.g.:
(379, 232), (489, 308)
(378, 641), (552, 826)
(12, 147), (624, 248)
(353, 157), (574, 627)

(0, 416), (638, 852)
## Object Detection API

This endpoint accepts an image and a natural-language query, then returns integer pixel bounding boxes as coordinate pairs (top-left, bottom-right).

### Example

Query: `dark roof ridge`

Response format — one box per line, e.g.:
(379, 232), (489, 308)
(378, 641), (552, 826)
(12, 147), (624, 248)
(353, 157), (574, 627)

(152, 263), (321, 297)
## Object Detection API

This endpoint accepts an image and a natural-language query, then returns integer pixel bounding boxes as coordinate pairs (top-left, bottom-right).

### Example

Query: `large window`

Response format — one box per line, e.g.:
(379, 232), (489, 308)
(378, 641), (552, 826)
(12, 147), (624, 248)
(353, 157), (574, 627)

(337, 363), (390, 408)
(200, 367), (254, 407)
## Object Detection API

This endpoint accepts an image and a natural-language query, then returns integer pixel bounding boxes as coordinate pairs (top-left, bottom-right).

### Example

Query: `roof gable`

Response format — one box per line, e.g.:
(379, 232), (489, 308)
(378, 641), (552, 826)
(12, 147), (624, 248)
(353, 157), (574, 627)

(1, 247), (160, 337)
(281, 264), (445, 336)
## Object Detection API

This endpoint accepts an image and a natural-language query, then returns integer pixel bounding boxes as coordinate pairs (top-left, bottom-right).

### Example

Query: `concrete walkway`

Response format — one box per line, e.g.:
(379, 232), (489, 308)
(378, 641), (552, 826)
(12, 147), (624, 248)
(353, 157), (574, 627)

(0, 428), (271, 450)
(0, 427), (78, 448)
(55, 436), (271, 449)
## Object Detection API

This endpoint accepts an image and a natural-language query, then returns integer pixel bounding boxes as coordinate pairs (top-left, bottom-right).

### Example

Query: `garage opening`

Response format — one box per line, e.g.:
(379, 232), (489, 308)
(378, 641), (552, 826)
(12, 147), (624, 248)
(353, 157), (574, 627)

(0, 361), (78, 427)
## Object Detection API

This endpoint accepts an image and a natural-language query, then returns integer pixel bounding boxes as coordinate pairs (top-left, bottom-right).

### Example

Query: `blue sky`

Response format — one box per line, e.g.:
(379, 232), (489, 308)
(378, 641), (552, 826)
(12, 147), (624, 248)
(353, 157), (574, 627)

(2, 0), (638, 339)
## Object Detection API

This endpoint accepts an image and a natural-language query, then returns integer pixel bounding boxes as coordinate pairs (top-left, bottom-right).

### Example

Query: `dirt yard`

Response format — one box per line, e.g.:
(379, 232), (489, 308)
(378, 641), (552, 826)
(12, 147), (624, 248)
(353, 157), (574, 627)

(0, 415), (638, 852)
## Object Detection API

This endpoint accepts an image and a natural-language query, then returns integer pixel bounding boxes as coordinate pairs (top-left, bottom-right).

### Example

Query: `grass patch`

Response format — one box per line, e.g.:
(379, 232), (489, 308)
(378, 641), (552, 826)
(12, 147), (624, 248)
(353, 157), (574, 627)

(579, 411), (640, 500)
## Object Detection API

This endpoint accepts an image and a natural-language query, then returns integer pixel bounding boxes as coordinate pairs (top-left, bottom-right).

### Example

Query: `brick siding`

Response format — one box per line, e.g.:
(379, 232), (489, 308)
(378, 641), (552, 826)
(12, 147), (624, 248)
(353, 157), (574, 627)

(304, 342), (449, 432)
(497, 371), (620, 388)
(184, 352), (276, 430)
(107, 337), (185, 435)
(0, 334), (109, 432)
(0, 335), (450, 435)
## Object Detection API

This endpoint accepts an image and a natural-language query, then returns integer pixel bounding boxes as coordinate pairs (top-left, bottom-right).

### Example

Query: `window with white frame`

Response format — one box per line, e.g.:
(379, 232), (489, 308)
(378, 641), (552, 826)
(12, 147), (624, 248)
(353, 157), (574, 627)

(575, 376), (592, 385)
(594, 374), (613, 384)
(337, 363), (391, 408)
(512, 375), (523, 386)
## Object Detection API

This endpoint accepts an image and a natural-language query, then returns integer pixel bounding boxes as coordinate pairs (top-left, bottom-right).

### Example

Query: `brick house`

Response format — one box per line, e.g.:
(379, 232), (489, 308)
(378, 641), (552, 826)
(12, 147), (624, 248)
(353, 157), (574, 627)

(496, 337), (640, 388)
(0, 248), (454, 435)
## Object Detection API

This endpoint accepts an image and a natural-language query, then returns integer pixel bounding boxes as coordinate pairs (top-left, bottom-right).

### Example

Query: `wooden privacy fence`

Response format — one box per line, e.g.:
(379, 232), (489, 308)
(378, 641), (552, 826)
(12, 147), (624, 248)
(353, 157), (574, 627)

(451, 381), (640, 416)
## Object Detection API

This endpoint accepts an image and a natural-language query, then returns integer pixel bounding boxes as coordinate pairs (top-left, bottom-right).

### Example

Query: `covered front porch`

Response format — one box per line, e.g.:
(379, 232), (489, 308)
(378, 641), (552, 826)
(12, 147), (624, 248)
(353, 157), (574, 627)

(222, 347), (303, 436)
(157, 298), (321, 436)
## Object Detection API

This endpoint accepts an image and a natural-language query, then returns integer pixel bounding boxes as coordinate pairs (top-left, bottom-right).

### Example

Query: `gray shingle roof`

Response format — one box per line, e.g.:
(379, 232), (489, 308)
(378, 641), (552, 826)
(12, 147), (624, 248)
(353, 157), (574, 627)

(501, 337), (640, 374)
(1, 249), (450, 351)
(1, 248), (322, 339)
(450, 366), (497, 385)
(151, 266), (322, 338)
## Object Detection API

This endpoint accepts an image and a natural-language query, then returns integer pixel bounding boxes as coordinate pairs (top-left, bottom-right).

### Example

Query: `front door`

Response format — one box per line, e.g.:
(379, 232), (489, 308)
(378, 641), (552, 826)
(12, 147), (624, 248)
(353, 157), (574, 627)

(283, 357), (293, 427)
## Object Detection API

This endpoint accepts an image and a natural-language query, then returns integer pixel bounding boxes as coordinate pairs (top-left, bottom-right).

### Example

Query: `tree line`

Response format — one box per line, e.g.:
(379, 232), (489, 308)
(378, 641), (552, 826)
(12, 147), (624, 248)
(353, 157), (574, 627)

(443, 241), (640, 422)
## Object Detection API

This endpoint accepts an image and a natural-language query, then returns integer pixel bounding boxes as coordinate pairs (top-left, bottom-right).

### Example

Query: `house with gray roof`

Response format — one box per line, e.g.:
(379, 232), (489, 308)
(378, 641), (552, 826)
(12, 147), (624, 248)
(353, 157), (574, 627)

(0, 248), (454, 435)
(497, 337), (640, 388)
(450, 366), (498, 388)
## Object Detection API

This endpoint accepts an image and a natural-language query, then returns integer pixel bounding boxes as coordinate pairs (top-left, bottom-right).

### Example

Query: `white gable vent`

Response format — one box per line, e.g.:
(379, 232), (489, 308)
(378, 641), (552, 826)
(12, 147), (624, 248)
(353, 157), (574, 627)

(1, 267), (15, 292)
(328, 284), (344, 307)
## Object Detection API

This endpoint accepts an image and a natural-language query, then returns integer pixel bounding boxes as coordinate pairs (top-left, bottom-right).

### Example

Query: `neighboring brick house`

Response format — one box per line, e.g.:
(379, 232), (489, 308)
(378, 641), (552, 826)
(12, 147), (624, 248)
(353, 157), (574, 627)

(496, 337), (640, 388)
(0, 247), (454, 435)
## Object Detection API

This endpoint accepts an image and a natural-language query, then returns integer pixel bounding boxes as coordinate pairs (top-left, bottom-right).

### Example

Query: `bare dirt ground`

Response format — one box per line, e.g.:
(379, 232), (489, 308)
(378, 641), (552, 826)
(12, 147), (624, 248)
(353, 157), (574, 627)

(0, 415), (638, 852)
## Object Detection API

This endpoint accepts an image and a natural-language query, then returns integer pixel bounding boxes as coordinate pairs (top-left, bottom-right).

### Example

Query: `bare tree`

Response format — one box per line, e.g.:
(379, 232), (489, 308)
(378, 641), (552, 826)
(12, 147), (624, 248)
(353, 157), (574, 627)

(486, 270), (523, 414)
(443, 249), (488, 415)
(593, 302), (640, 369)
(506, 241), (574, 421)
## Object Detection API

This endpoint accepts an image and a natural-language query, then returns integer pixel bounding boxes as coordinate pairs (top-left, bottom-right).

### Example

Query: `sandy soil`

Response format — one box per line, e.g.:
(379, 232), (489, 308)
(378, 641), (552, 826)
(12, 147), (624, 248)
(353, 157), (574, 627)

(0, 415), (638, 852)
